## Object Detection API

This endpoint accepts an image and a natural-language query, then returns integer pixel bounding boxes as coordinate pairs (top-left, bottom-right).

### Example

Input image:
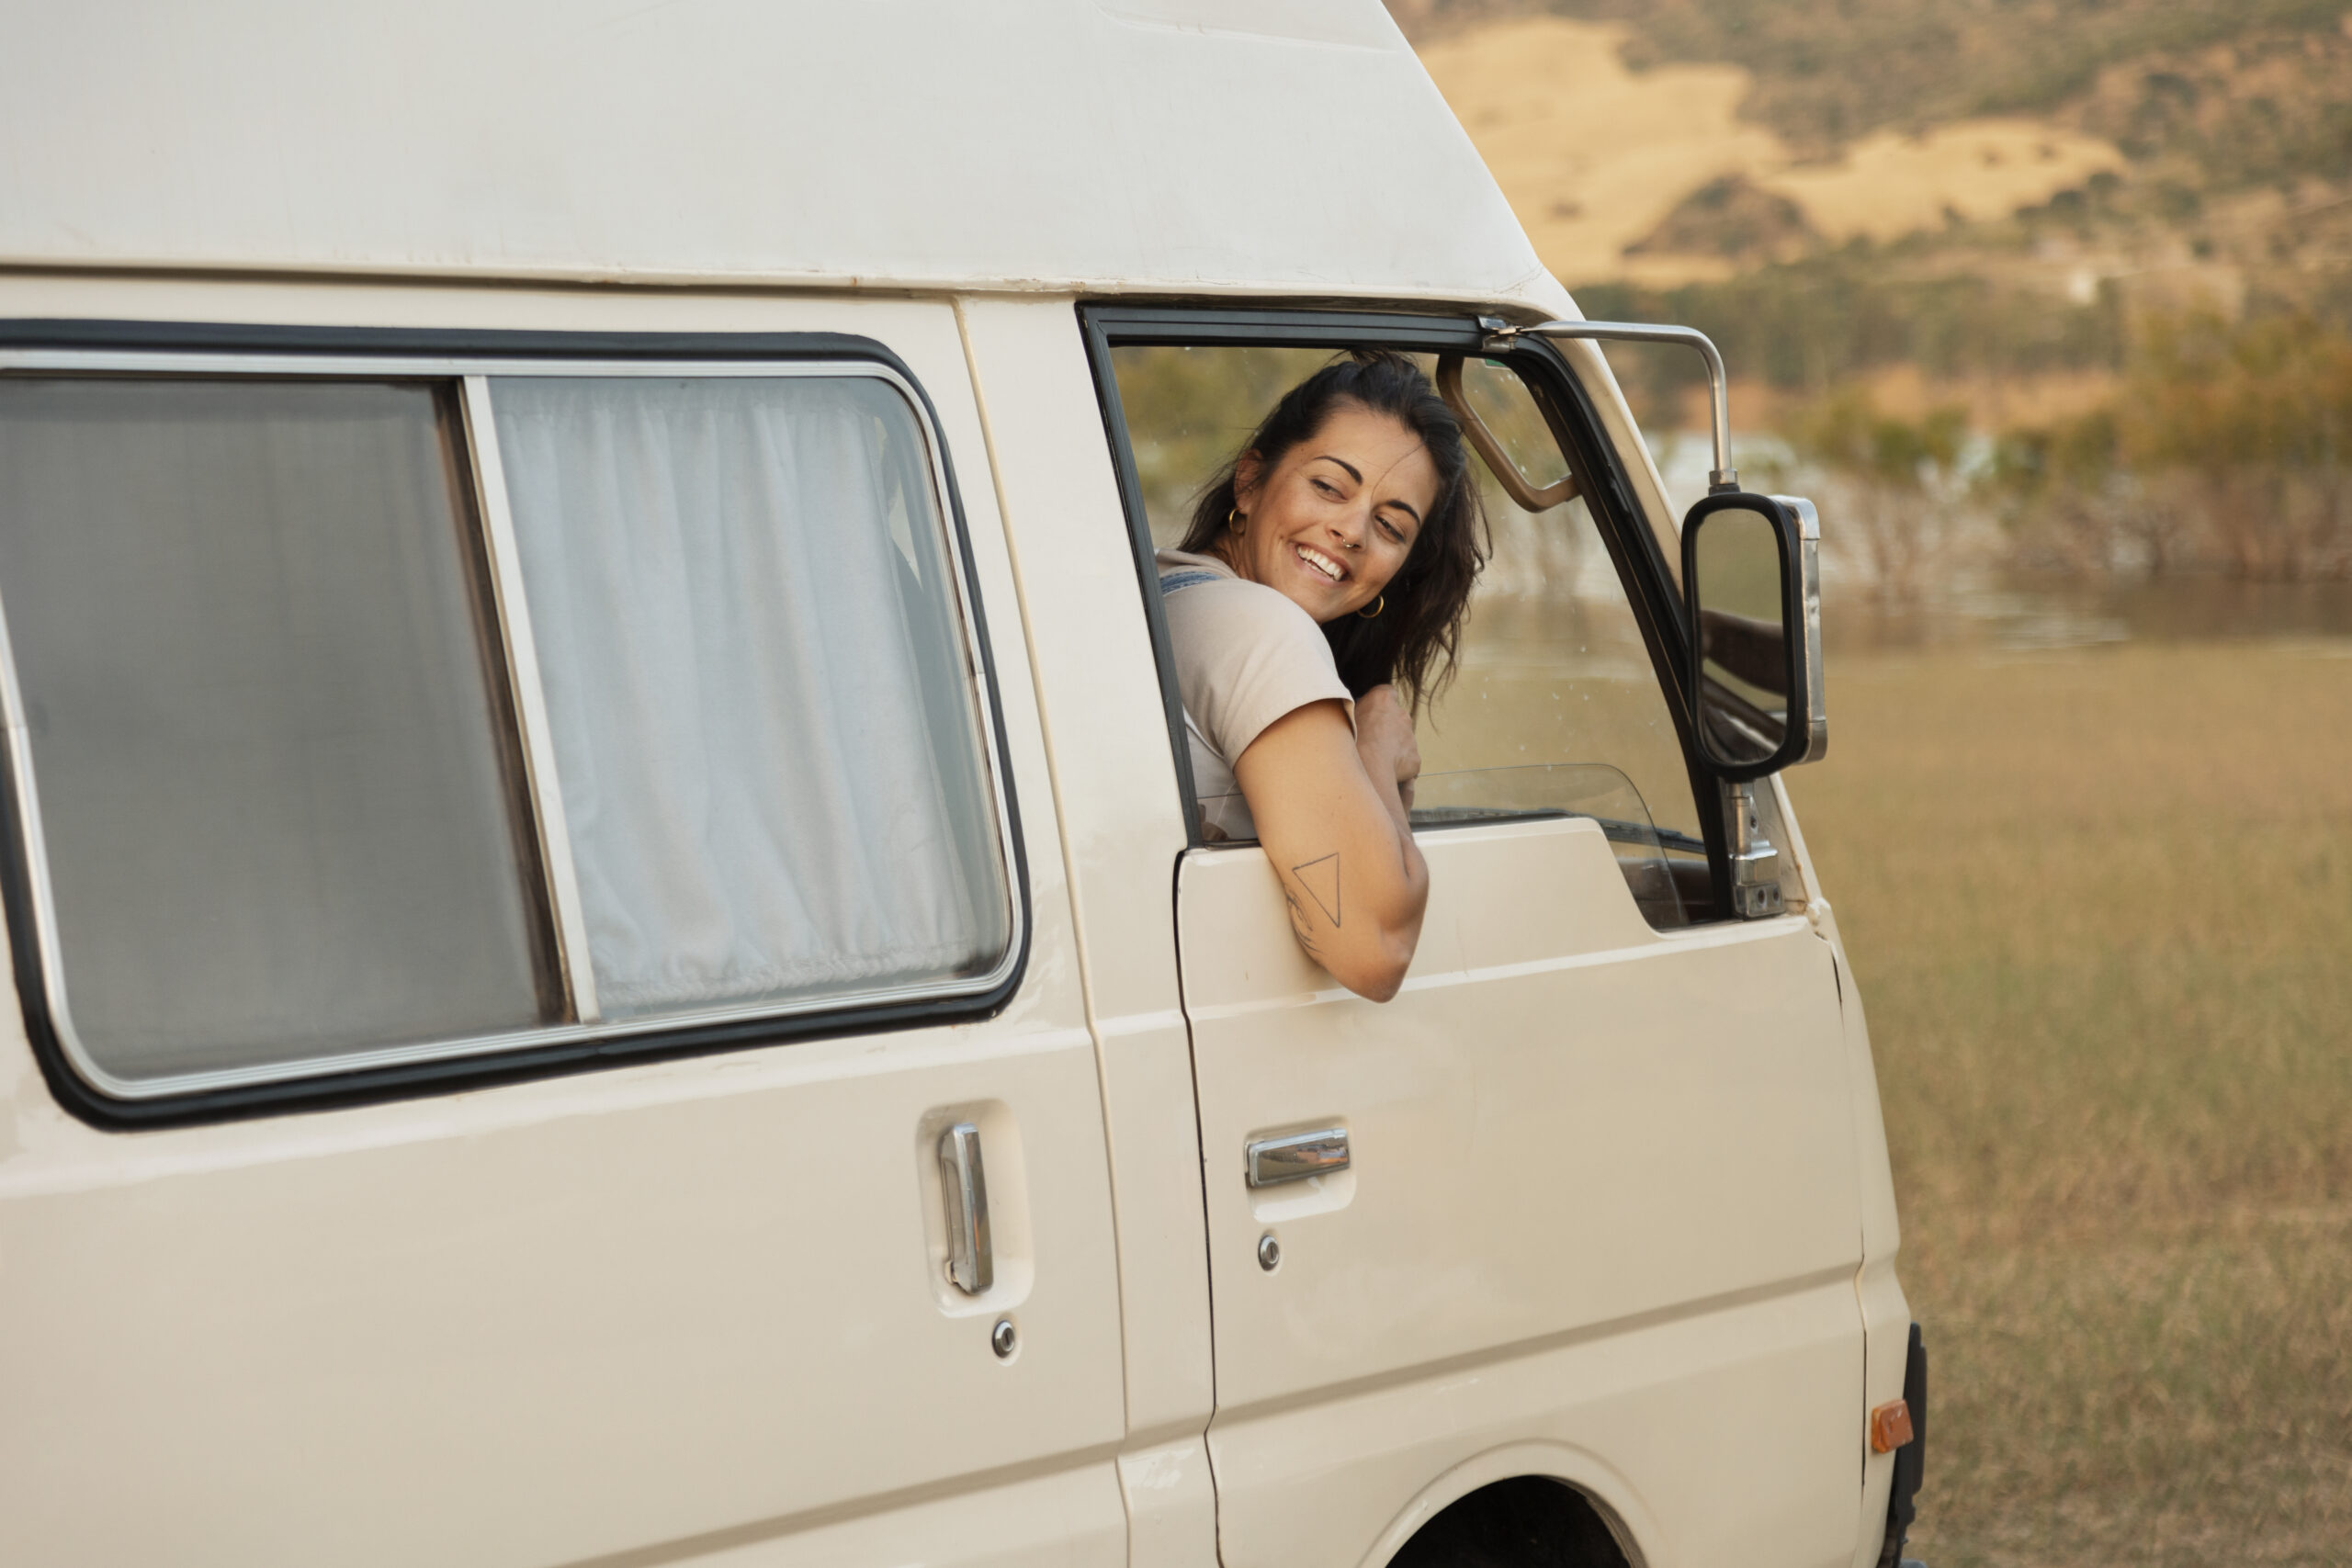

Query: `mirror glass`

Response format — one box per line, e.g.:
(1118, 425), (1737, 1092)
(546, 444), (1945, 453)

(1690, 506), (1790, 767)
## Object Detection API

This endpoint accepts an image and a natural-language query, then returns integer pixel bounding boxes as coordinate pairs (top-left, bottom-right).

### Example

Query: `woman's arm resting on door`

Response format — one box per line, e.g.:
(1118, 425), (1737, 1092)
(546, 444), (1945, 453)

(1233, 689), (1429, 1001)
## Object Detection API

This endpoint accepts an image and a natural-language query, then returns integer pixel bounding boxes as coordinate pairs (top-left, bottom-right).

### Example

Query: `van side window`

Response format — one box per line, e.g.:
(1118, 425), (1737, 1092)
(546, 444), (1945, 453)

(0, 378), (561, 1083)
(0, 360), (1013, 1102)
(490, 375), (1010, 1021)
(1104, 343), (1706, 927)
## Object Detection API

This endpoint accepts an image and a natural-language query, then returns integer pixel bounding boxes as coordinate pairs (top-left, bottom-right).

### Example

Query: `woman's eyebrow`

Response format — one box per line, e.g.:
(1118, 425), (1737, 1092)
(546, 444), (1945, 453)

(1314, 454), (1419, 526)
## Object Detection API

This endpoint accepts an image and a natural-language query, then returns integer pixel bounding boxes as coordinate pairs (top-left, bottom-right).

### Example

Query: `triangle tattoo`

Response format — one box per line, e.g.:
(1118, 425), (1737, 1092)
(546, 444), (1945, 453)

(1292, 853), (1340, 927)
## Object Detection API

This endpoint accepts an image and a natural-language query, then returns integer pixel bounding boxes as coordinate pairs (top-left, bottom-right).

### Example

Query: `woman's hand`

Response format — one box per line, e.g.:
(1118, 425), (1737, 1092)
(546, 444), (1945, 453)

(1232, 696), (1430, 1002)
(1353, 683), (1420, 814)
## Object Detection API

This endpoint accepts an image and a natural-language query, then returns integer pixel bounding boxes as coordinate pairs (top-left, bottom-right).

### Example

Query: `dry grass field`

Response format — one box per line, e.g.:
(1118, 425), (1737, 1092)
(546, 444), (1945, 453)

(1789, 640), (2352, 1566)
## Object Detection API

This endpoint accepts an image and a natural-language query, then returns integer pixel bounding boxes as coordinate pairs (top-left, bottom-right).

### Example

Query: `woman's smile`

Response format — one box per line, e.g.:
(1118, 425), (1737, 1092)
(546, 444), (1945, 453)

(1293, 541), (1349, 583)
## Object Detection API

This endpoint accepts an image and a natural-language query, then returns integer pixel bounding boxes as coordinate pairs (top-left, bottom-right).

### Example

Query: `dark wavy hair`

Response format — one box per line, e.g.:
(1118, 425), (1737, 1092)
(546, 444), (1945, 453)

(1179, 350), (1487, 713)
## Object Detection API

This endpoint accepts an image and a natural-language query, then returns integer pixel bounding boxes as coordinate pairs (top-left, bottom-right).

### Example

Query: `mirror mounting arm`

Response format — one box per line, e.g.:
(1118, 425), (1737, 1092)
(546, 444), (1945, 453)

(1725, 780), (1784, 919)
(1483, 318), (1739, 493)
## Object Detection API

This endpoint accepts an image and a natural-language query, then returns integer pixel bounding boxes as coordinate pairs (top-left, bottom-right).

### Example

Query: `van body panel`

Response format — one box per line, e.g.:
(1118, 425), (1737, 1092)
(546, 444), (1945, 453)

(952, 296), (1216, 1448)
(1116, 1438), (1224, 1568)
(1213, 1274), (1865, 1568)
(1765, 784), (1915, 1567)
(950, 299), (1196, 1038)
(1176, 817), (1867, 1566)
(956, 295), (1223, 1568)
(0, 289), (1130, 1565)
(1852, 1256), (1913, 1568)
(1179, 820), (1863, 1403)
(492, 1461), (1128, 1568)
(0, 1), (1551, 308)
(0, 1025), (1125, 1564)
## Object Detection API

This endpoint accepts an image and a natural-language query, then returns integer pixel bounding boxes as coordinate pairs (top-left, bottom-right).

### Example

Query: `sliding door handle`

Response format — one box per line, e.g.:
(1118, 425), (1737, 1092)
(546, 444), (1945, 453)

(938, 1122), (994, 1294)
(1247, 1126), (1350, 1188)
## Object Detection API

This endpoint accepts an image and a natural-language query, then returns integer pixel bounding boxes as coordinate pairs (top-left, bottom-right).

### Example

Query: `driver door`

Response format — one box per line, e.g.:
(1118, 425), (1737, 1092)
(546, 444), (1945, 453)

(1095, 312), (1869, 1568)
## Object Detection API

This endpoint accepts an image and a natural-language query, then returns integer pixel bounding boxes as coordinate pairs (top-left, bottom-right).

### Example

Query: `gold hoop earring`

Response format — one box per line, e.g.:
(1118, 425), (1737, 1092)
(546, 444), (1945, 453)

(1227, 507), (1246, 534)
(1357, 593), (1385, 619)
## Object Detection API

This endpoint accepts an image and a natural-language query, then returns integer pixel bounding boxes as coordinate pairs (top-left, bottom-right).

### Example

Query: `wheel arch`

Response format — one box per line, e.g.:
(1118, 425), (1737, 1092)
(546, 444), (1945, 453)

(1359, 1441), (1659, 1568)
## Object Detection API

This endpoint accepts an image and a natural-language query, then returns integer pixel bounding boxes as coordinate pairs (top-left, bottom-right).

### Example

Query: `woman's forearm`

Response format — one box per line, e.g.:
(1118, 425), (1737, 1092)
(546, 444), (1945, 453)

(1351, 778), (1430, 998)
(1358, 734), (1414, 830)
(1356, 735), (1427, 879)
(1238, 701), (1429, 1001)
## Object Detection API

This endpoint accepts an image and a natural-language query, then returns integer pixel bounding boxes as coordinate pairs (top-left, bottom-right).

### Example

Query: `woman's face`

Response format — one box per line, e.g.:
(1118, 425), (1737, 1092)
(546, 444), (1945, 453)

(1227, 404), (1437, 624)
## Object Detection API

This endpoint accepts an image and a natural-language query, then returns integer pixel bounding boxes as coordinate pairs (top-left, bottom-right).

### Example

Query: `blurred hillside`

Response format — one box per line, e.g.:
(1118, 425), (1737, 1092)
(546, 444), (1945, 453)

(1396, 0), (2352, 301)
(1393, 1), (2352, 582)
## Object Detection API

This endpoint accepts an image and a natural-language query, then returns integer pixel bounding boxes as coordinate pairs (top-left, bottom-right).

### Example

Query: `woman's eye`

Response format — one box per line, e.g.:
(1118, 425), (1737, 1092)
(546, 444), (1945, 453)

(1311, 479), (1340, 498)
(1378, 516), (1407, 543)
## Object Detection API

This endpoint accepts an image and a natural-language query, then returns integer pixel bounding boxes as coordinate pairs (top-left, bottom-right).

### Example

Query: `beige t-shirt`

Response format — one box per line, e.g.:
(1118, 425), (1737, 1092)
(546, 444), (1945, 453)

(1156, 548), (1353, 841)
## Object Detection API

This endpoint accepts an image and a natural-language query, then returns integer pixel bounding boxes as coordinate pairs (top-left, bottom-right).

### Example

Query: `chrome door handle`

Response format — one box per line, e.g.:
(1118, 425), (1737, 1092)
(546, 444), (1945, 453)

(938, 1122), (993, 1294)
(1246, 1126), (1350, 1188)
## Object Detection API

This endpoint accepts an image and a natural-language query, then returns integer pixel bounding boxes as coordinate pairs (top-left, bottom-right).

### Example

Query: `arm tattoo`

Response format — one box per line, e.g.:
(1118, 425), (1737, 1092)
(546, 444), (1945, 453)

(1290, 853), (1341, 929)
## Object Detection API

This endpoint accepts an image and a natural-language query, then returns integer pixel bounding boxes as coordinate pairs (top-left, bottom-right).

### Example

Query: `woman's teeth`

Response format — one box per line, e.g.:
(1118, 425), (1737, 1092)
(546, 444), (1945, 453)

(1295, 544), (1345, 581)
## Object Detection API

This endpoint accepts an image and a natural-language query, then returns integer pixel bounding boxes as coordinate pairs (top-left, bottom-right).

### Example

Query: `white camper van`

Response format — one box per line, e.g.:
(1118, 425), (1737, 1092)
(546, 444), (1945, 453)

(0, 3), (1925, 1565)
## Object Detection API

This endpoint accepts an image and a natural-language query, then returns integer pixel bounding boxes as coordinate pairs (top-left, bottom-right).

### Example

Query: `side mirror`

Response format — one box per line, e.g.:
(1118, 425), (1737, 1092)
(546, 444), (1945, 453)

(1681, 492), (1826, 780)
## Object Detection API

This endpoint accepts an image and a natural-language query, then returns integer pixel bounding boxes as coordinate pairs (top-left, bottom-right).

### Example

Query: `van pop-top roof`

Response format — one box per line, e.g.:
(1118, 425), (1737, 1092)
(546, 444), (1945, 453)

(0, 0), (1566, 313)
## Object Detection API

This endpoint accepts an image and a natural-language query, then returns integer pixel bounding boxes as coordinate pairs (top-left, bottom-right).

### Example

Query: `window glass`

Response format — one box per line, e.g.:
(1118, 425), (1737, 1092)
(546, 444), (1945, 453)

(1417, 357), (1709, 924)
(1452, 351), (1573, 498)
(0, 378), (558, 1085)
(491, 375), (1011, 1021)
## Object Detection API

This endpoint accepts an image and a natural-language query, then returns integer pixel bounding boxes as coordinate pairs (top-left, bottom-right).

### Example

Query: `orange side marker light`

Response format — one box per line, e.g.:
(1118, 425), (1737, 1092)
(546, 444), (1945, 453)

(1870, 1398), (1914, 1454)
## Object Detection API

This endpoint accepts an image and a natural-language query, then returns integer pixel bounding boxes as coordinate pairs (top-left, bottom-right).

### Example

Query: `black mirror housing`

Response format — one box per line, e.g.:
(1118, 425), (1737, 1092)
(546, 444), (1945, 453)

(1680, 491), (1826, 781)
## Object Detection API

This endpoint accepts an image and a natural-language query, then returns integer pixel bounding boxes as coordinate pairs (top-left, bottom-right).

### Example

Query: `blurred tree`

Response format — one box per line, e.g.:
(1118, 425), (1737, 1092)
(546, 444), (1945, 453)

(1984, 311), (2352, 579)
(1981, 406), (2205, 576)
(1580, 254), (2128, 412)
(2120, 311), (2352, 579)
(1786, 387), (1973, 601)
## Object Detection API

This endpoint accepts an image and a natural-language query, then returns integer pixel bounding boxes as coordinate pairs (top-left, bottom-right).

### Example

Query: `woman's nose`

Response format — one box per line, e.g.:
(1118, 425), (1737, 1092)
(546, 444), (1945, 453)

(1329, 509), (1367, 551)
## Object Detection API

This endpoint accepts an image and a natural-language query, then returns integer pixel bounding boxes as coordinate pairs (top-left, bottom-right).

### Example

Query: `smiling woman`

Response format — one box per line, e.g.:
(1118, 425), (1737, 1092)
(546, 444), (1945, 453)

(1154, 351), (1487, 999)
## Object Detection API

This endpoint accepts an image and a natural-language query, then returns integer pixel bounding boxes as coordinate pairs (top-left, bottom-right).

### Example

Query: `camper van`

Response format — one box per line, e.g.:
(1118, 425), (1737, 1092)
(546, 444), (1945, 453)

(0, 3), (1924, 1564)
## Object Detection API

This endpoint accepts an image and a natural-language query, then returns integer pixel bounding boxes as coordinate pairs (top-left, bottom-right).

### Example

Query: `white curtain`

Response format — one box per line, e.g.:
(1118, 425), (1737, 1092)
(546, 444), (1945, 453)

(492, 376), (1009, 1021)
